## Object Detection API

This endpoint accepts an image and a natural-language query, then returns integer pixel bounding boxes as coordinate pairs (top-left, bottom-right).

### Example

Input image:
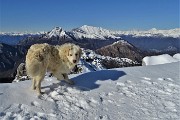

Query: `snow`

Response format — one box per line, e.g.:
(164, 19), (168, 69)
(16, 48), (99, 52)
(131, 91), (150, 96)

(72, 25), (121, 40)
(142, 54), (179, 66)
(1, 26), (179, 39)
(0, 32), (41, 36)
(81, 48), (138, 70)
(115, 28), (180, 38)
(72, 25), (180, 39)
(112, 40), (132, 47)
(173, 53), (180, 60)
(46, 27), (69, 38)
(0, 62), (180, 120)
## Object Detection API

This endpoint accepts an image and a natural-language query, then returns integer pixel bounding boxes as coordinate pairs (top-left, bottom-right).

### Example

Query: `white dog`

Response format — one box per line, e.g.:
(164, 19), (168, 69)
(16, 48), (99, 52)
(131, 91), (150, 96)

(26, 43), (82, 95)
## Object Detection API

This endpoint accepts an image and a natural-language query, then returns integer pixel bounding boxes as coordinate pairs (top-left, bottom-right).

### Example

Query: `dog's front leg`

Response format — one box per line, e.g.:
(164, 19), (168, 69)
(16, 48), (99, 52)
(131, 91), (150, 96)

(53, 73), (64, 81)
(62, 73), (74, 85)
(31, 78), (36, 90)
(35, 76), (44, 95)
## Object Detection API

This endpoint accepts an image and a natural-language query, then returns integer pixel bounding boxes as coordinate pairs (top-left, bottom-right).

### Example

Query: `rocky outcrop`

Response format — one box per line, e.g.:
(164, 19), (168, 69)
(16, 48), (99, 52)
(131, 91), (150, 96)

(0, 43), (26, 82)
(96, 40), (144, 63)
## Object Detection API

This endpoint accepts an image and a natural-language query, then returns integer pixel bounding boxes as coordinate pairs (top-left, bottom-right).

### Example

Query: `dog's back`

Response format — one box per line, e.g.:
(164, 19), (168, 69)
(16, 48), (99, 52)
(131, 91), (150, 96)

(26, 43), (51, 78)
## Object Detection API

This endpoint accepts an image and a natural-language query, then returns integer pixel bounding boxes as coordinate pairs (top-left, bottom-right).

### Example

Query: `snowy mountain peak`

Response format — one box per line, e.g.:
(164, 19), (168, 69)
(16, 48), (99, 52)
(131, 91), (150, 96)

(79, 25), (114, 35)
(72, 25), (121, 40)
(149, 28), (157, 31)
(112, 40), (131, 46)
(47, 27), (68, 38)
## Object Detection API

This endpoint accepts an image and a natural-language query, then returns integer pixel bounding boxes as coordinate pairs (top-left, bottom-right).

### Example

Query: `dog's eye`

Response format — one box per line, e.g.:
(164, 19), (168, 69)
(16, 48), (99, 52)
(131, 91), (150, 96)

(70, 54), (72, 56)
(75, 54), (78, 56)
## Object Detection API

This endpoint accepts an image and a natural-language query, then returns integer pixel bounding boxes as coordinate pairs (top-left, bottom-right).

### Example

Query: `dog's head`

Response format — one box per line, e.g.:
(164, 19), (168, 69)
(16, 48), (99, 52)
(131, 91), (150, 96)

(59, 43), (82, 65)
(67, 44), (82, 64)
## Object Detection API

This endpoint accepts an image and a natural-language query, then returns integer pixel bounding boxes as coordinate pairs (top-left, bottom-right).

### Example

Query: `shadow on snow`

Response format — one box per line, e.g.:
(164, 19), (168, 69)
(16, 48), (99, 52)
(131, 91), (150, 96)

(72, 70), (126, 90)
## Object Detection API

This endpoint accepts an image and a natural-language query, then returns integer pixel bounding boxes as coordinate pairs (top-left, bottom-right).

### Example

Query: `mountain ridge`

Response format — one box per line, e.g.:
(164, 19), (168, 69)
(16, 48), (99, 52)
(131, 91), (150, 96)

(1, 25), (179, 38)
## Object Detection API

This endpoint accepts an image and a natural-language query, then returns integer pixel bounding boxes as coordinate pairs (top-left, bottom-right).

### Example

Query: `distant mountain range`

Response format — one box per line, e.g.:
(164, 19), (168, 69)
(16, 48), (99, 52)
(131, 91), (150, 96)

(0, 25), (179, 82)
(2, 25), (179, 38)
(0, 33), (41, 45)
(1, 25), (179, 51)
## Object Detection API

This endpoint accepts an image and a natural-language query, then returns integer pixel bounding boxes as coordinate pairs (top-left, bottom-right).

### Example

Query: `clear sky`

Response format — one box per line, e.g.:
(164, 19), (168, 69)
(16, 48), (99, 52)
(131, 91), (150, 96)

(0, 0), (179, 32)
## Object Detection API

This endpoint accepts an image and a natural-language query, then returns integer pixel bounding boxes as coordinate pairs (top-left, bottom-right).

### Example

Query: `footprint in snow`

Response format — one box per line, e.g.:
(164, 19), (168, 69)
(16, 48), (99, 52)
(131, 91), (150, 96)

(125, 80), (133, 84)
(116, 82), (125, 86)
(167, 78), (174, 81)
(141, 80), (152, 85)
(99, 115), (109, 120)
(157, 78), (165, 81)
(31, 101), (40, 107)
(158, 77), (174, 82)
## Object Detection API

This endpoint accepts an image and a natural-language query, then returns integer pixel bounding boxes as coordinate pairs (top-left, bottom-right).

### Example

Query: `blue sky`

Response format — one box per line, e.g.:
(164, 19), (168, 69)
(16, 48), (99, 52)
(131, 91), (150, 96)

(0, 0), (179, 32)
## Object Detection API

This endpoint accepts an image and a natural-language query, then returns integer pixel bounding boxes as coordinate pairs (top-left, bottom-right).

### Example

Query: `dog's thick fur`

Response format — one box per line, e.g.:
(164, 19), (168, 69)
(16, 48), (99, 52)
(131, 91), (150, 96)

(26, 43), (82, 95)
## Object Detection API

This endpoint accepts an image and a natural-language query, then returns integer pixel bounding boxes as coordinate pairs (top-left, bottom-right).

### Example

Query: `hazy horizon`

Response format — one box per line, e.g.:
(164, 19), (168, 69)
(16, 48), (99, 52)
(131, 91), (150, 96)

(0, 25), (180, 34)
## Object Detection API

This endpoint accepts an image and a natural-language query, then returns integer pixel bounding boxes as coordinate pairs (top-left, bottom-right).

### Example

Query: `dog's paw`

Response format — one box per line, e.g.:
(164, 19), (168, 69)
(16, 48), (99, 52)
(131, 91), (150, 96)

(36, 89), (45, 95)
(31, 86), (36, 90)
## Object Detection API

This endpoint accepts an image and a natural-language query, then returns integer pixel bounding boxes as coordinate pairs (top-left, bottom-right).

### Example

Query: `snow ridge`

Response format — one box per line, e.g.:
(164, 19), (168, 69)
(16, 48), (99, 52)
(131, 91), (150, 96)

(71, 25), (121, 39)
(1, 25), (179, 39)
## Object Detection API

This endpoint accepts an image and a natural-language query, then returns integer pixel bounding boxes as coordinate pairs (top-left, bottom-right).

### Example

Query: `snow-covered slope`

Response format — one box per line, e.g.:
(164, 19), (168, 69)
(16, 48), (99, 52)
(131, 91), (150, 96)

(71, 25), (121, 39)
(142, 54), (179, 66)
(81, 48), (139, 69)
(0, 62), (179, 120)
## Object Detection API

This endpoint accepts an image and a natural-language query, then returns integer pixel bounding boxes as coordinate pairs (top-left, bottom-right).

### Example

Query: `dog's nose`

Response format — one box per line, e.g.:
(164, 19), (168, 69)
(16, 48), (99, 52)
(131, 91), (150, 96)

(73, 60), (77, 63)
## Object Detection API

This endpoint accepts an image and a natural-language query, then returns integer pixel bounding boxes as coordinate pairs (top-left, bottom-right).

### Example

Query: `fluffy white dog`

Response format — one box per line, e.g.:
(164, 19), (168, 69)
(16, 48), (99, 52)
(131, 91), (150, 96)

(26, 43), (82, 95)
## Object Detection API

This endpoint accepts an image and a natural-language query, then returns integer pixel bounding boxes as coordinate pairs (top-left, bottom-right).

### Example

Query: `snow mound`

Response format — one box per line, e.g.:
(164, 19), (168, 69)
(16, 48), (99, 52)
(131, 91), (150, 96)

(142, 54), (178, 66)
(173, 53), (180, 60)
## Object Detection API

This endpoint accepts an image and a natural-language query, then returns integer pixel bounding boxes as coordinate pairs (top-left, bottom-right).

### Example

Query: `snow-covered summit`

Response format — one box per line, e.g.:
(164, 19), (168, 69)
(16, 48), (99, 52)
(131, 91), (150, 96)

(46, 27), (69, 38)
(112, 40), (132, 46)
(71, 25), (121, 39)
